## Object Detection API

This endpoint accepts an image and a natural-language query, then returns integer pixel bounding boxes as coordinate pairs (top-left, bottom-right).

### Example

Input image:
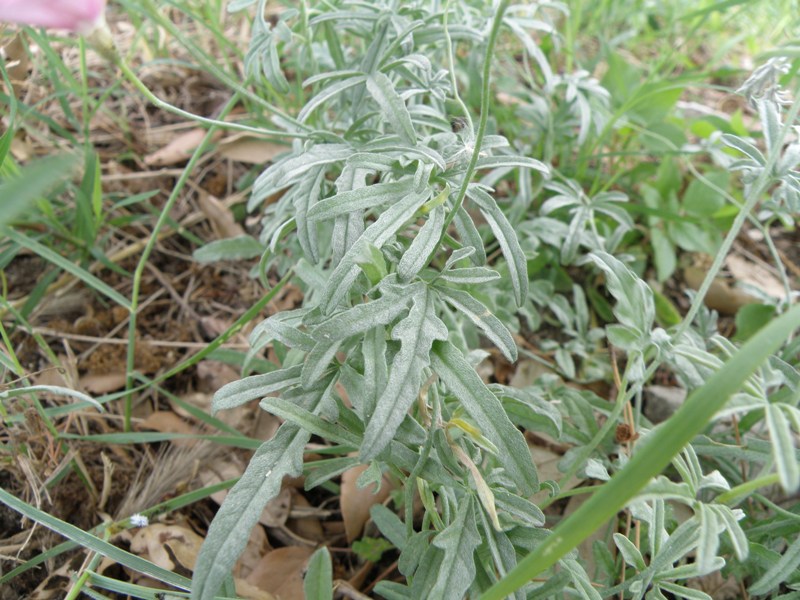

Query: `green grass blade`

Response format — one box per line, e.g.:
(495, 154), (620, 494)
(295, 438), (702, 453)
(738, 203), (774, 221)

(0, 487), (191, 591)
(0, 154), (78, 227)
(4, 227), (131, 309)
(480, 302), (800, 599)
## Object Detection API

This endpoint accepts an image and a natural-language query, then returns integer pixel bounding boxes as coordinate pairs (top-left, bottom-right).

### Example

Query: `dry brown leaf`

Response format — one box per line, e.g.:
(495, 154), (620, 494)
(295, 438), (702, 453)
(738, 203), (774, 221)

(245, 546), (315, 599)
(218, 133), (288, 164)
(198, 191), (245, 239)
(198, 454), (247, 505)
(80, 372), (127, 394)
(144, 128), (208, 167)
(138, 411), (198, 446)
(130, 523), (204, 573)
(683, 265), (756, 315)
(286, 488), (325, 542)
(237, 523), (273, 580)
(341, 463), (392, 543)
(726, 254), (787, 300)
(261, 487), (293, 528)
(530, 444), (579, 507)
(235, 578), (278, 600)
(32, 355), (78, 389)
(196, 360), (241, 392)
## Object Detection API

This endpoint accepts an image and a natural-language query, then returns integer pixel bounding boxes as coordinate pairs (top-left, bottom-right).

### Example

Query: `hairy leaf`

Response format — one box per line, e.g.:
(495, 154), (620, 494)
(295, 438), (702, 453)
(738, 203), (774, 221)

(431, 340), (538, 496)
(367, 71), (417, 144)
(361, 285), (448, 460)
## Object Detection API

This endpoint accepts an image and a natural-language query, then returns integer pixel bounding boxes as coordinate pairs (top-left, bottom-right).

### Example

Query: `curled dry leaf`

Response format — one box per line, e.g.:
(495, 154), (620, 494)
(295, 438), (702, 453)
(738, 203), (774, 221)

(144, 128), (211, 167)
(218, 133), (288, 165)
(245, 546), (315, 599)
(130, 523), (204, 574)
(341, 463), (393, 543)
(197, 191), (245, 239)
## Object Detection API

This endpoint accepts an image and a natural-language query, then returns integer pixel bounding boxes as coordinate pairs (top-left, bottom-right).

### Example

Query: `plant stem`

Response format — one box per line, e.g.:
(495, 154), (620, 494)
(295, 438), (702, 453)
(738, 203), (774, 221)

(122, 94), (240, 431)
(677, 88), (800, 338)
(436, 0), (511, 240)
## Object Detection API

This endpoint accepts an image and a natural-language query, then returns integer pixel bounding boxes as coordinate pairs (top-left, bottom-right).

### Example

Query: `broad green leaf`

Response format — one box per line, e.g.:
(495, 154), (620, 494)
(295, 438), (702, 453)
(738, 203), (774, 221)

(695, 504), (721, 575)
(493, 488), (545, 528)
(436, 286), (517, 362)
(301, 339), (343, 388)
(362, 326), (388, 420)
(453, 206), (487, 265)
(308, 179), (415, 221)
(766, 403), (800, 491)
(613, 533), (646, 571)
(749, 533), (800, 596)
(249, 309), (316, 353)
(354, 242), (388, 286)
(480, 302), (800, 600)
(298, 74), (367, 122)
(304, 547), (333, 600)
(431, 340), (538, 496)
(439, 266), (500, 285)
(312, 293), (410, 344)
(650, 227), (676, 282)
(397, 205), (445, 281)
(371, 504), (408, 550)
(367, 71), (417, 144)
(710, 505), (748, 562)
(292, 165), (326, 263)
(321, 190), (429, 313)
(429, 497), (480, 600)
(657, 582), (711, 600)
(250, 144), (352, 208)
(585, 251), (654, 334)
(475, 155), (549, 175)
(467, 185), (528, 306)
(361, 285), (447, 460)
(192, 235), (264, 263)
(260, 396), (361, 447)
(212, 364), (303, 412)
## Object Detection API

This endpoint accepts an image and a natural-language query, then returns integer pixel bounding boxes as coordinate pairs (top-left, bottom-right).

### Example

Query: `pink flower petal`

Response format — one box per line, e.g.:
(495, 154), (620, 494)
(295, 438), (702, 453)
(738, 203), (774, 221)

(0, 0), (106, 32)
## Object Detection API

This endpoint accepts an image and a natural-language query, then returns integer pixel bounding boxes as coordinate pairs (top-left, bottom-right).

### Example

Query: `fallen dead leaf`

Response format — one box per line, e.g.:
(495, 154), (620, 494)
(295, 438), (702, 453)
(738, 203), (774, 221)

(341, 463), (393, 543)
(218, 133), (288, 164)
(683, 265), (757, 315)
(246, 546), (315, 599)
(261, 487), (293, 528)
(80, 372), (127, 394)
(726, 254), (787, 300)
(138, 411), (199, 446)
(237, 522), (273, 580)
(130, 523), (204, 574)
(197, 191), (245, 239)
(196, 360), (241, 392)
(144, 128), (211, 167)
(286, 488), (325, 542)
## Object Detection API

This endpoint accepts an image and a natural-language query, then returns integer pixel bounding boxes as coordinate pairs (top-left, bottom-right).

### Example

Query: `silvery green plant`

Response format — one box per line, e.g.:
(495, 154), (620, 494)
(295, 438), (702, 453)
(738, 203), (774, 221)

(191, 2), (800, 599)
